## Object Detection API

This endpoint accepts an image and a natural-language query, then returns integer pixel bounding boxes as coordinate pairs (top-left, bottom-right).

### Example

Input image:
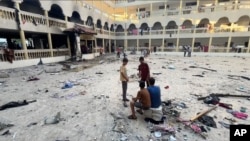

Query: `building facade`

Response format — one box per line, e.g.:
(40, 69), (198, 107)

(0, 0), (250, 69)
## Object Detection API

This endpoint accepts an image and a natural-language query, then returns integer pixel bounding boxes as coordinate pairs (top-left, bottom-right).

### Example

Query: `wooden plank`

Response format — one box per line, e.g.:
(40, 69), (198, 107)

(190, 106), (217, 122)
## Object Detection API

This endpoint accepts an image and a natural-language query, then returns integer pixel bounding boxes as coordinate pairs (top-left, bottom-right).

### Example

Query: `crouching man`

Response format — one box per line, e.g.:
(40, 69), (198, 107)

(128, 81), (151, 120)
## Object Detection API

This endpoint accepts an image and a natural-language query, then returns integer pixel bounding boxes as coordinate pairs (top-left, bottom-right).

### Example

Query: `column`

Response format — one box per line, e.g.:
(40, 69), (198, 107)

(247, 37), (250, 53)
(208, 36), (212, 52)
(197, 0), (200, 12)
(176, 38), (179, 52)
(109, 39), (111, 53)
(214, 0), (218, 11)
(150, 3), (153, 18)
(124, 39), (127, 52)
(164, 0), (167, 15)
(191, 38), (195, 52)
(102, 38), (104, 51)
(162, 38), (164, 52)
(162, 26), (166, 52)
(179, 0), (183, 15)
(44, 10), (53, 57)
(137, 38), (139, 52)
(47, 33), (53, 57)
(176, 25), (180, 52)
(227, 37), (232, 53)
(234, 0), (238, 10)
(149, 38), (151, 51)
(95, 37), (97, 54)
(44, 10), (49, 26)
(65, 14), (68, 28)
(15, 2), (28, 59)
(67, 36), (71, 56)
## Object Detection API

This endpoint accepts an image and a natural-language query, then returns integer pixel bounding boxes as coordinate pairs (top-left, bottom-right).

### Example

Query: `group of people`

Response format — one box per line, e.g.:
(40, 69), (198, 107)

(120, 56), (161, 120)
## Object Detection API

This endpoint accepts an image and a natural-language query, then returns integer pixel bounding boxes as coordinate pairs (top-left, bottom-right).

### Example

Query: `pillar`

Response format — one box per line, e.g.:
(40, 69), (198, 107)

(149, 38), (151, 51)
(214, 0), (218, 11)
(137, 38), (139, 52)
(176, 38), (179, 52)
(65, 14), (68, 28)
(44, 10), (49, 26)
(47, 33), (53, 57)
(162, 26), (166, 52)
(102, 38), (104, 49)
(162, 38), (164, 52)
(150, 3), (153, 17)
(45, 10), (53, 57)
(179, 0), (183, 15)
(234, 0), (238, 10)
(67, 36), (71, 56)
(208, 36), (213, 52)
(109, 39), (111, 53)
(164, 0), (167, 15)
(247, 37), (250, 53)
(227, 37), (232, 53)
(197, 0), (200, 12)
(191, 38), (195, 52)
(95, 37), (97, 54)
(176, 24), (181, 52)
(15, 2), (28, 59)
(124, 39), (128, 51)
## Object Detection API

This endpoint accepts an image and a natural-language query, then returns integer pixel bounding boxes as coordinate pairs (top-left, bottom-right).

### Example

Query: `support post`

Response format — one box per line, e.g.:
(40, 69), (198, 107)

(15, 2), (28, 59)
(47, 33), (53, 57)
(247, 37), (250, 53)
(227, 36), (232, 53)
(208, 36), (213, 52)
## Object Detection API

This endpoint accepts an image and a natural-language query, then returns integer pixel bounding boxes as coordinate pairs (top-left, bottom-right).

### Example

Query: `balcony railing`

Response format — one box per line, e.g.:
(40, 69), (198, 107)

(20, 11), (47, 26)
(0, 6), (16, 20)
(0, 49), (70, 62)
(48, 18), (67, 28)
(53, 49), (70, 57)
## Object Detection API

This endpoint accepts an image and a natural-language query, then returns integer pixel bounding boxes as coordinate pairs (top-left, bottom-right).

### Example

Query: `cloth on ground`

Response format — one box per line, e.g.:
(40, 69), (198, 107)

(198, 115), (217, 128)
(0, 100), (31, 111)
(226, 109), (248, 120)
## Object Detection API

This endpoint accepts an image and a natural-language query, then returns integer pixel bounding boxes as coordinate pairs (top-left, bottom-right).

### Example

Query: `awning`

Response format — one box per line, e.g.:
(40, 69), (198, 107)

(64, 24), (97, 35)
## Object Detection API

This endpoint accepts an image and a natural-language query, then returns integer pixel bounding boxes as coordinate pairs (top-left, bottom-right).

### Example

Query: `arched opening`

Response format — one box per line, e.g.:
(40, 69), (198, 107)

(215, 17), (230, 27)
(166, 21), (178, 29)
(20, 0), (44, 15)
(152, 22), (163, 30)
(69, 11), (83, 24)
(140, 23), (149, 30)
(127, 24), (136, 30)
(182, 20), (193, 28)
(96, 19), (102, 28)
(235, 15), (250, 26)
(48, 4), (65, 20)
(110, 24), (114, 31)
(0, 0), (14, 8)
(197, 18), (210, 28)
(86, 16), (93, 26)
(103, 22), (109, 30)
(116, 24), (124, 32)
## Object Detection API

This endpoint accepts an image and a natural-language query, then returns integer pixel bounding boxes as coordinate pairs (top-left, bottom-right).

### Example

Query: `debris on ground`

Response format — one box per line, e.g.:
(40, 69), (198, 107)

(0, 100), (36, 111)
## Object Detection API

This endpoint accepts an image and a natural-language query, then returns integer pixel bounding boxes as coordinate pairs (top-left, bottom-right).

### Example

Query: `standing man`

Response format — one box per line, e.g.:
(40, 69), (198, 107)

(183, 45), (187, 57)
(120, 58), (129, 107)
(128, 81), (151, 120)
(147, 77), (161, 108)
(138, 57), (150, 87)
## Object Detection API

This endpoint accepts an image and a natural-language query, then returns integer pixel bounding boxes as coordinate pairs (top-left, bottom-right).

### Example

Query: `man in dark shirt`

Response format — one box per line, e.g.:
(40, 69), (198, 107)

(147, 77), (161, 108)
(138, 57), (150, 87)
